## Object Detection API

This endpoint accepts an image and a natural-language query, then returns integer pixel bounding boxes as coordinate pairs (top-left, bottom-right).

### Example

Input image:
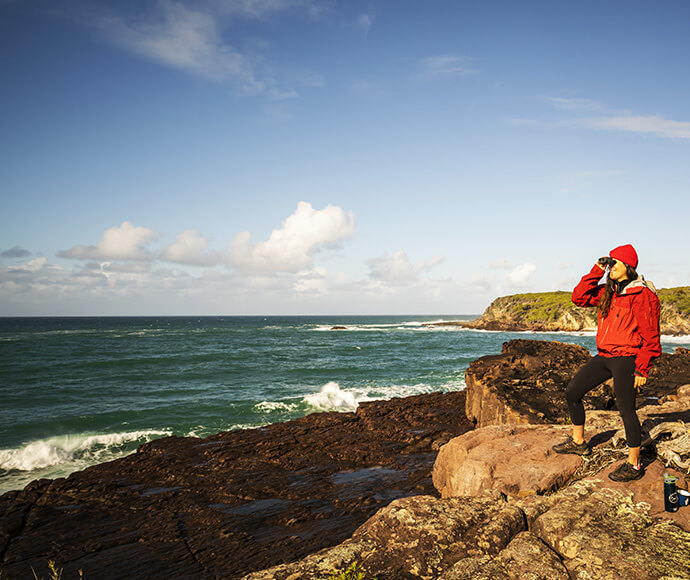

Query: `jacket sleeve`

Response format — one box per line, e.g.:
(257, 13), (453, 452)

(572, 265), (606, 307)
(632, 289), (662, 377)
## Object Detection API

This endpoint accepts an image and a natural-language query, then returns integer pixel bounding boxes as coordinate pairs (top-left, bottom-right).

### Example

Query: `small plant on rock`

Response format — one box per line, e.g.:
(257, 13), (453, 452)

(29, 561), (83, 580)
(328, 561), (377, 580)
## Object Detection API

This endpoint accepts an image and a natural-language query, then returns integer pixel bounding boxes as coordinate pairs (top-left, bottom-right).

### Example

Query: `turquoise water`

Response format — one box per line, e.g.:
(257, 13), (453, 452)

(2, 316), (688, 493)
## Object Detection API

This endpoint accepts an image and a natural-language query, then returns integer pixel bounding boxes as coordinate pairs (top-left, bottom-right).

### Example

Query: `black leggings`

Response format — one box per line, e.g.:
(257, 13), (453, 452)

(565, 355), (641, 448)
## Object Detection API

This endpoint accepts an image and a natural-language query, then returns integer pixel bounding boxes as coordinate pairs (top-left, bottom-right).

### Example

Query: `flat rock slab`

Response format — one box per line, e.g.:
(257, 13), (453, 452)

(589, 461), (690, 532)
(0, 391), (473, 580)
(433, 424), (582, 499)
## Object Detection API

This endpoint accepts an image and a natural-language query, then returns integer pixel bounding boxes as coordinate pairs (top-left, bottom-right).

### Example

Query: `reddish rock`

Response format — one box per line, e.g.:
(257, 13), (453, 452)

(439, 531), (571, 580)
(432, 424), (582, 499)
(0, 391), (473, 580)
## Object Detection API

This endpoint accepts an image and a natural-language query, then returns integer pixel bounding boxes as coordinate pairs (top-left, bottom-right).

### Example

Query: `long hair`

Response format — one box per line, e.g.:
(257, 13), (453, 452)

(598, 265), (638, 318)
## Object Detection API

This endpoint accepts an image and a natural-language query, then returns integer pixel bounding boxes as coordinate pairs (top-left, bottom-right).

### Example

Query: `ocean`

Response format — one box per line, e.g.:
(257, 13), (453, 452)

(2, 315), (689, 494)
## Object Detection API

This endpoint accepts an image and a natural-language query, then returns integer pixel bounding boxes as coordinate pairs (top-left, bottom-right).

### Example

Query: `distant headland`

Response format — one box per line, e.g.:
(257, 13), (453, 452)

(427, 287), (690, 335)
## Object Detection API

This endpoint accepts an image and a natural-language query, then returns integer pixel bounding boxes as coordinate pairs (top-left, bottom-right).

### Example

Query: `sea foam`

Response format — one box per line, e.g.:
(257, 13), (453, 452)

(0, 430), (170, 472)
(302, 382), (366, 412)
(254, 401), (298, 413)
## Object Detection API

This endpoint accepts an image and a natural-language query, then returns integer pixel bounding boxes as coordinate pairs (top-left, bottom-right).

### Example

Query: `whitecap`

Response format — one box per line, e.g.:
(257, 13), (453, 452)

(661, 335), (690, 345)
(254, 401), (298, 413)
(0, 429), (170, 472)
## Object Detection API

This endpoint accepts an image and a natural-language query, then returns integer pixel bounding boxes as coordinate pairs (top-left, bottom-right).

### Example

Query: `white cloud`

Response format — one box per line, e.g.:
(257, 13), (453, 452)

(213, 0), (330, 20)
(85, 0), (326, 95)
(59, 221), (158, 261)
(582, 114), (690, 140)
(419, 54), (477, 78)
(95, 1), (263, 89)
(227, 201), (355, 272)
(506, 263), (536, 288)
(541, 96), (604, 111)
(536, 94), (690, 141)
(490, 258), (513, 270)
(161, 229), (220, 266)
(557, 261), (572, 270)
(7, 257), (51, 274)
(367, 251), (442, 286)
(556, 169), (621, 195)
(293, 266), (330, 295)
(97, 261), (152, 274)
(356, 12), (375, 37)
(350, 78), (387, 99)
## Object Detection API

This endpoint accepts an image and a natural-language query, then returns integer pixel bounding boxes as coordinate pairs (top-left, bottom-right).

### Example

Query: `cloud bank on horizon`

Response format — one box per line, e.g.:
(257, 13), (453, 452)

(1, 202), (543, 315)
(1, 0), (689, 315)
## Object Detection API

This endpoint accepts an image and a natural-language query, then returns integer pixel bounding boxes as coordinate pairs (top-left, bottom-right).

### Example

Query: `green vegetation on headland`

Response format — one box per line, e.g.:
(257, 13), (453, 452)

(446, 287), (690, 336)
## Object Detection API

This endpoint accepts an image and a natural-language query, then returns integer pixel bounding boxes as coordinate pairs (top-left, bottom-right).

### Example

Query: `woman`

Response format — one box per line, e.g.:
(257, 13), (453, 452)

(552, 244), (661, 482)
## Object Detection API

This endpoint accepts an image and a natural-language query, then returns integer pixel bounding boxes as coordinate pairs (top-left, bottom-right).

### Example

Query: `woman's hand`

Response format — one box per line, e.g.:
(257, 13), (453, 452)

(634, 375), (647, 389)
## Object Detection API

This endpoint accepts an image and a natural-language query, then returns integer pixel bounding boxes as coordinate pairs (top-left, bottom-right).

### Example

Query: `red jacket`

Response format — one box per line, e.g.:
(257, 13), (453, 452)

(572, 265), (661, 377)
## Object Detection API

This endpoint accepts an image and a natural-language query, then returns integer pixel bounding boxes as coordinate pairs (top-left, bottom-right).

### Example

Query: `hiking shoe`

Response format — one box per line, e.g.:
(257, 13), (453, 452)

(608, 461), (644, 482)
(551, 437), (590, 456)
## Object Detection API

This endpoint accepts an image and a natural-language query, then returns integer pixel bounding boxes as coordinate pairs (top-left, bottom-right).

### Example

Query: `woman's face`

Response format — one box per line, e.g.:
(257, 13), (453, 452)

(609, 259), (629, 282)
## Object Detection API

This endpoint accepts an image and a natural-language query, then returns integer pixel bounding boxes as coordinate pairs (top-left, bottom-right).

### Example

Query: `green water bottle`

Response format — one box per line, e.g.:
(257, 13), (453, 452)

(664, 475), (679, 513)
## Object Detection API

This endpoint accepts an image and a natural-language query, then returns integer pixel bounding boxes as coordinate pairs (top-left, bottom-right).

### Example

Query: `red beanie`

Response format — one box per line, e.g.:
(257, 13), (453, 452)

(609, 244), (638, 269)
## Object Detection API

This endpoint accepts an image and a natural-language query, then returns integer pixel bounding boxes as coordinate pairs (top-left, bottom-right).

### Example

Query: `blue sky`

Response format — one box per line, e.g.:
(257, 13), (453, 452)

(1, 0), (689, 316)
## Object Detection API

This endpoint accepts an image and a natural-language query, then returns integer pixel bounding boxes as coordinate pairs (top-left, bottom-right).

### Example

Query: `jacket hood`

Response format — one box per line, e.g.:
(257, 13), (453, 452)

(621, 275), (657, 295)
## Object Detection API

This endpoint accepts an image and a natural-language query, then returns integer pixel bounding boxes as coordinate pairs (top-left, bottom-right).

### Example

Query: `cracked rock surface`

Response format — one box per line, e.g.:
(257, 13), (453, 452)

(0, 392), (472, 579)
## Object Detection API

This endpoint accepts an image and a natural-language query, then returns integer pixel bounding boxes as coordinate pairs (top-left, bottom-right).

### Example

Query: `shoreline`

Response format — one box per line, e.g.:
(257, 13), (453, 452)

(425, 319), (690, 338)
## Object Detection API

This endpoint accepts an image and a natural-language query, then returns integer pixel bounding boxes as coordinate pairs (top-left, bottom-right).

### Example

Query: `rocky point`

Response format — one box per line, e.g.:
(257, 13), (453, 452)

(2, 339), (690, 579)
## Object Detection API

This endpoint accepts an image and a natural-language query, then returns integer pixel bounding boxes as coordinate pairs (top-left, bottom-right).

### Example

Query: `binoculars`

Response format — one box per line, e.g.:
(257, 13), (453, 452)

(598, 256), (616, 268)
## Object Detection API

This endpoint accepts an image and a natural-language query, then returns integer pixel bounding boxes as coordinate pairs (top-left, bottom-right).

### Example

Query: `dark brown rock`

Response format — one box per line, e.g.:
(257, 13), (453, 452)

(0, 391), (473, 580)
(464, 340), (690, 428)
(645, 347), (690, 401)
(464, 340), (593, 427)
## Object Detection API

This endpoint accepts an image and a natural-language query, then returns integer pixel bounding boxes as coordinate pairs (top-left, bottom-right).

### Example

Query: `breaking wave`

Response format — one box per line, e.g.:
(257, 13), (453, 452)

(0, 429), (171, 472)
(302, 382), (366, 412)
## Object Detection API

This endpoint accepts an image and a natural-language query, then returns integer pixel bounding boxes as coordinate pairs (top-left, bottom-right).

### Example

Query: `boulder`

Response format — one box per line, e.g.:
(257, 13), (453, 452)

(246, 477), (690, 580)
(434, 389), (690, 512)
(464, 340), (690, 429)
(464, 340), (594, 427)
(432, 424), (582, 499)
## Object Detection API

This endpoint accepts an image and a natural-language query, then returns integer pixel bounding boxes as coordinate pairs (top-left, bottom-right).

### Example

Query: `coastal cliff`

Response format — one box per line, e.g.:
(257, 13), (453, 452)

(430, 287), (690, 335)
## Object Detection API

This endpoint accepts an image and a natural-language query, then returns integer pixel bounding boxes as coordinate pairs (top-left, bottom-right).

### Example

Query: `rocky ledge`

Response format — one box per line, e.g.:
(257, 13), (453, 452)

(0, 392), (472, 579)
(2, 340), (690, 579)
(464, 339), (690, 427)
